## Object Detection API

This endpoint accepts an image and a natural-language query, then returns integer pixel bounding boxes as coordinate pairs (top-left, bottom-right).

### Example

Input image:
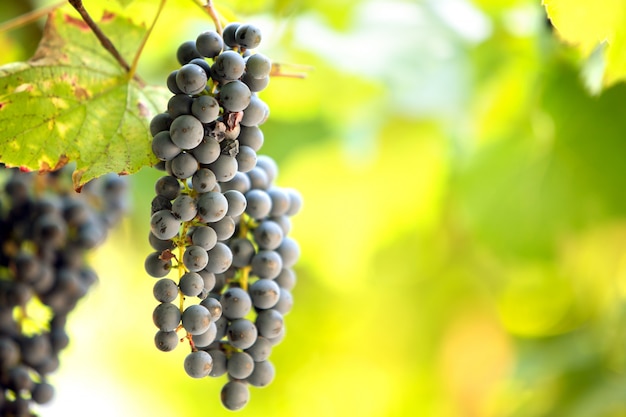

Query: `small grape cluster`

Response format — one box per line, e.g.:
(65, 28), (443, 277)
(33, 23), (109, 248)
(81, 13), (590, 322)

(0, 166), (127, 416)
(146, 22), (302, 411)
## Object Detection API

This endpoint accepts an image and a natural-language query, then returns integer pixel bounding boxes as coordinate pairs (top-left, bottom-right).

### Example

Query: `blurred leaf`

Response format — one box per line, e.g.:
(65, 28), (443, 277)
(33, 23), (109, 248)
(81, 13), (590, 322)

(457, 60), (626, 257)
(0, 9), (167, 189)
(544, 0), (626, 87)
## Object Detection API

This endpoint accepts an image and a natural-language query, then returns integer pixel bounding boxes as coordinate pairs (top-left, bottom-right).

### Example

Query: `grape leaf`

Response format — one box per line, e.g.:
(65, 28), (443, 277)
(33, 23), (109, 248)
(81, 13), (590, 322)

(543, 0), (626, 88)
(0, 10), (168, 189)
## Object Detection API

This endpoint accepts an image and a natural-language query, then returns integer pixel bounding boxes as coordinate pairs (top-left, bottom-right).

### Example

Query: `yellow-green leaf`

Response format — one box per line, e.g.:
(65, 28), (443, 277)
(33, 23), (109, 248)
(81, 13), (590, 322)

(543, 0), (626, 87)
(0, 9), (168, 189)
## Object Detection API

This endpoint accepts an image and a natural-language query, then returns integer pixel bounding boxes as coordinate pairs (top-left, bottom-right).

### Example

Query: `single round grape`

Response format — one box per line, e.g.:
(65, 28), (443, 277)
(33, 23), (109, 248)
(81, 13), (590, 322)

(9, 365), (34, 392)
(192, 321), (217, 348)
(213, 50), (246, 80)
(229, 237), (256, 268)
(31, 381), (55, 405)
(220, 172), (251, 193)
(227, 351), (254, 379)
(208, 349), (227, 377)
(19, 334), (51, 369)
(171, 194), (197, 221)
(245, 189), (272, 219)
(235, 145), (257, 173)
(221, 380), (249, 411)
(245, 53), (272, 79)
(274, 268), (296, 291)
(191, 168), (217, 194)
(154, 330), (179, 352)
(245, 336), (272, 362)
(253, 220), (284, 250)
(167, 94), (193, 118)
(268, 324), (286, 345)
(276, 236), (300, 268)
(0, 337), (20, 368)
(235, 23), (262, 49)
(200, 295), (223, 321)
(246, 359), (275, 387)
(191, 138), (220, 164)
(184, 350), (213, 378)
(246, 166), (270, 190)
(191, 225), (218, 251)
(176, 63), (208, 95)
(241, 95), (269, 126)
(237, 125), (264, 151)
(171, 152), (199, 179)
(179, 271), (204, 297)
(166, 70), (183, 95)
(285, 188), (303, 216)
(152, 131), (181, 161)
(198, 269), (217, 293)
(153, 278), (179, 302)
(219, 80), (251, 112)
(206, 242), (233, 274)
(251, 250), (283, 279)
(177, 40), (202, 65)
(265, 188), (289, 217)
(208, 154), (238, 183)
(224, 189), (247, 217)
(274, 287), (293, 315)
(249, 279), (280, 309)
(189, 57), (211, 78)
(151, 195), (172, 216)
(271, 214), (291, 235)
(150, 113), (173, 136)
(222, 22), (241, 47)
(227, 318), (258, 350)
(150, 210), (181, 240)
(152, 302), (181, 332)
(209, 216), (236, 241)
(170, 115), (204, 150)
(209, 62), (228, 85)
(242, 72), (269, 92)
(196, 30), (224, 58)
(182, 304), (211, 335)
(256, 155), (278, 183)
(183, 245), (209, 272)
(191, 95), (220, 124)
(221, 287), (252, 319)
(214, 315), (229, 340)
(145, 252), (171, 278)
(255, 309), (284, 338)
(154, 176), (181, 200)
(196, 191), (228, 223)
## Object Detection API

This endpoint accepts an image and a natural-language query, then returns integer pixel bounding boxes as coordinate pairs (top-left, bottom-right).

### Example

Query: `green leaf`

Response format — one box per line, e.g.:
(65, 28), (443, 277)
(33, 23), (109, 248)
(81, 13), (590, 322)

(543, 0), (626, 88)
(0, 10), (168, 189)
(456, 60), (626, 258)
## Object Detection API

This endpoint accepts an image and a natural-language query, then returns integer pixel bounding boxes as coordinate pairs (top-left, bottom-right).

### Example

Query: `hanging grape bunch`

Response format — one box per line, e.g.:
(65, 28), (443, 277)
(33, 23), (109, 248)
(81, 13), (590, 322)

(146, 22), (302, 411)
(0, 166), (127, 416)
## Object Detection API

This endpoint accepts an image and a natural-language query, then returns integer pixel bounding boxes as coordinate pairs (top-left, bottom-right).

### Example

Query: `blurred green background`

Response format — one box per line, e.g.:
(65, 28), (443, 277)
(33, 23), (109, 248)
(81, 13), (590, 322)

(4, 0), (626, 416)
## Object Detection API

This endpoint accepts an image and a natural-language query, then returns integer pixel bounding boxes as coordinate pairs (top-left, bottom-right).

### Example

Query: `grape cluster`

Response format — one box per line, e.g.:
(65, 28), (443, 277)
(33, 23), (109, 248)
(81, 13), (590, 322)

(0, 166), (127, 416)
(146, 22), (302, 410)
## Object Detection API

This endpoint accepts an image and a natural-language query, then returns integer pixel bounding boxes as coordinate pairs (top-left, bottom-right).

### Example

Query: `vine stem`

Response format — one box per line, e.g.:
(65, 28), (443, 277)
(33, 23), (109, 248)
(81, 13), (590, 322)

(204, 0), (223, 35)
(270, 63), (313, 79)
(0, 1), (65, 33)
(129, 0), (167, 81)
(67, 0), (145, 85)
(191, 0), (222, 35)
(67, 0), (130, 72)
